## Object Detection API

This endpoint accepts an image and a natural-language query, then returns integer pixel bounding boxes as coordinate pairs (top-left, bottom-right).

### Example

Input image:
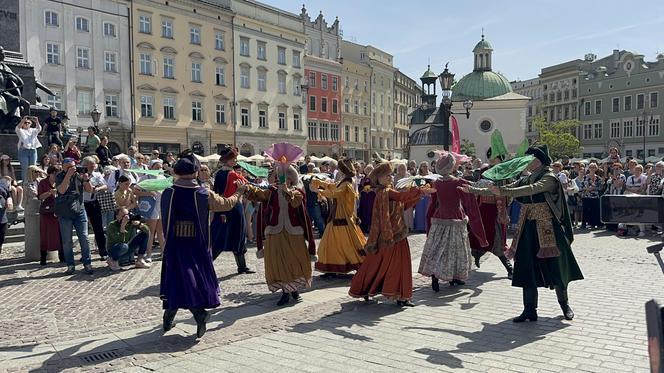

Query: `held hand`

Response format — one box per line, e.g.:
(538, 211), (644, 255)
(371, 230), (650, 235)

(236, 183), (248, 195)
(420, 186), (436, 195)
(457, 185), (470, 193)
(488, 185), (501, 196)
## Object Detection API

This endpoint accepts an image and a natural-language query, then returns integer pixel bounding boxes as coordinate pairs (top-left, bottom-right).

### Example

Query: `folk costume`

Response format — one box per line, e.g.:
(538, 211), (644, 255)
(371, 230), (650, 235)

(349, 162), (427, 307)
(160, 151), (242, 338)
(246, 143), (316, 306)
(419, 152), (488, 291)
(312, 159), (366, 275)
(468, 145), (583, 322)
(357, 175), (375, 234)
(469, 149), (514, 279)
(210, 145), (254, 274)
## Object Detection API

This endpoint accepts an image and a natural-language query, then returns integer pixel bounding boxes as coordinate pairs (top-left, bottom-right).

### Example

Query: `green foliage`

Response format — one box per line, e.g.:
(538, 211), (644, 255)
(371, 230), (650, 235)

(460, 139), (476, 157)
(533, 116), (581, 160)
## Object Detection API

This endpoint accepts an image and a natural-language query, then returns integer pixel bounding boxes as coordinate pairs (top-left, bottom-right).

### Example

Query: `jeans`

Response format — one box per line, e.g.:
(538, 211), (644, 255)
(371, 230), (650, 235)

(17, 148), (37, 182)
(84, 200), (107, 257)
(59, 209), (92, 266)
(48, 133), (63, 148)
(109, 231), (148, 262)
(307, 203), (325, 237)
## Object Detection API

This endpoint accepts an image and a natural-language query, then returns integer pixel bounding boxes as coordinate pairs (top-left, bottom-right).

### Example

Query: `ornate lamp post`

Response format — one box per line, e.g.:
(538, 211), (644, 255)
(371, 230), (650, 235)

(437, 64), (473, 150)
(90, 105), (101, 130)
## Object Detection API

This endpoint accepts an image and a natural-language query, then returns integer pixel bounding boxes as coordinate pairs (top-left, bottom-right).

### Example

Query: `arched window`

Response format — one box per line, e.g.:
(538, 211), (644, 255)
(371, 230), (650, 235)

(75, 16), (90, 32)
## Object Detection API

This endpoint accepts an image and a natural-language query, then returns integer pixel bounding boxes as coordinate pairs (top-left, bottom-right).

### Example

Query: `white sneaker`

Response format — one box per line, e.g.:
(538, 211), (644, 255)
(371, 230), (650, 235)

(135, 258), (151, 269)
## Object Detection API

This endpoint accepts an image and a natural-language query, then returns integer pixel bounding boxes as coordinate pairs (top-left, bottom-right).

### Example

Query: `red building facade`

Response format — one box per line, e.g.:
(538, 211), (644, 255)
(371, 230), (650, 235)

(305, 57), (343, 157)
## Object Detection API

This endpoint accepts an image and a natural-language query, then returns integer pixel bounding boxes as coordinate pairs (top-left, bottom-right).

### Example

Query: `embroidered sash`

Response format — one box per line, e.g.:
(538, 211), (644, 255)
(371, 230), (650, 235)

(507, 202), (560, 260)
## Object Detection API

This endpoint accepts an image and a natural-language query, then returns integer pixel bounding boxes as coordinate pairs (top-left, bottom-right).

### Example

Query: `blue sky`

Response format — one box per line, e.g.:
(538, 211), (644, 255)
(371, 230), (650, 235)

(269, 0), (664, 83)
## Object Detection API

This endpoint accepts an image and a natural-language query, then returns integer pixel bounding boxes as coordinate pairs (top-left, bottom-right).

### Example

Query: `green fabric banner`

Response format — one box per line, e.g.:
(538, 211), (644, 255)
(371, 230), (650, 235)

(516, 138), (530, 157)
(482, 155), (534, 181)
(238, 161), (269, 178)
(127, 168), (164, 176)
(137, 177), (173, 191)
(490, 129), (509, 159)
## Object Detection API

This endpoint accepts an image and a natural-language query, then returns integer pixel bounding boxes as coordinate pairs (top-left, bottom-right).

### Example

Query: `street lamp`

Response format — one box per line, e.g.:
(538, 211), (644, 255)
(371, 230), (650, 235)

(90, 105), (101, 130)
(437, 63), (473, 150)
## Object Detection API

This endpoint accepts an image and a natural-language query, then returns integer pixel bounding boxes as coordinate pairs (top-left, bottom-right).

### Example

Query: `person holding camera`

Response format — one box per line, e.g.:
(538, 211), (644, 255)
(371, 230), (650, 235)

(105, 207), (151, 270)
(55, 158), (94, 275)
(81, 156), (108, 260)
(15, 116), (42, 182)
(44, 108), (63, 147)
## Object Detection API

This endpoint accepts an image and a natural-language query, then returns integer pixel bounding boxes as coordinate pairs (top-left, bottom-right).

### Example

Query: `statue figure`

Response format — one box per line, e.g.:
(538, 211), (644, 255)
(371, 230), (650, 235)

(0, 46), (30, 125)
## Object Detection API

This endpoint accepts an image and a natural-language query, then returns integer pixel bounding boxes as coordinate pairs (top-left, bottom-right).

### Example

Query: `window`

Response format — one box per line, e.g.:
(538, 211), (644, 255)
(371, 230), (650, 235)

(364, 81), (368, 92)
(363, 128), (368, 143)
(379, 137), (384, 149)
(139, 53), (152, 75)
(75, 17), (89, 32)
(257, 41), (267, 60)
(241, 108), (249, 127)
(610, 121), (620, 138)
(278, 112), (286, 129)
(354, 100), (359, 115)
(549, 93), (554, 102)
(191, 101), (202, 121)
(637, 94), (645, 110)
(344, 98), (349, 113)
(332, 77), (338, 91)
(564, 106), (569, 119)
(344, 77), (349, 88)
(594, 100), (602, 115)
(320, 122), (329, 141)
(191, 62), (201, 82)
(651, 92), (659, 108)
(354, 79), (358, 89)
(163, 57), (174, 78)
(308, 72), (316, 88)
(104, 52), (117, 73)
(190, 26), (201, 45)
(140, 95), (153, 117)
(77, 91), (91, 115)
(309, 96), (316, 112)
(215, 103), (225, 124)
(564, 90), (569, 100)
(331, 123), (339, 141)
(344, 125), (350, 141)
(46, 90), (63, 110)
(240, 67), (250, 89)
(308, 121), (318, 140)
(258, 70), (267, 91)
(556, 91), (562, 102)
(45, 11), (58, 27)
(582, 123), (592, 140)
(163, 97), (175, 119)
(584, 101), (591, 116)
(636, 118), (644, 137)
(76, 47), (90, 69)
(105, 94), (119, 117)
(332, 99), (338, 114)
(278, 74), (286, 94)
(649, 117), (660, 137)
(103, 22), (116, 37)
(363, 102), (368, 116)
(623, 119), (634, 137)
(321, 97), (328, 112)
(215, 65), (225, 86)
(293, 77), (301, 96)
(292, 51), (301, 68)
(612, 97), (620, 113)
(293, 113), (301, 130)
(161, 19), (173, 38)
(479, 120), (492, 133)
(139, 15), (151, 34)
(594, 123), (602, 139)
(240, 37), (250, 57)
(215, 31), (225, 50)
(624, 96), (632, 111)
(258, 110), (267, 128)
(278, 47), (286, 65)
(572, 88), (577, 99)
(354, 127), (359, 142)
(321, 74), (328, 90)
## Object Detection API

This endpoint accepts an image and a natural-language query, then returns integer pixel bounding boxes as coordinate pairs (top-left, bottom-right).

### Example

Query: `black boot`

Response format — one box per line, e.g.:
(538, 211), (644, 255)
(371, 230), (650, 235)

(472, 250), (483, 268)
(163, 309), (178, 332)
(513, 288), (538, 323)
(397, 300), (415, 307)
(58, 249), (65, 263)
(277, 292), (290, 306)
(234, 254), (255, 274)
(291, 291), (300, 301)
(499, 256), (513, 280)
(40, 251), (47, 266)
(431, 276), (439, 292)
(192, 308), (210, 338)
(555, 286), (574, 320)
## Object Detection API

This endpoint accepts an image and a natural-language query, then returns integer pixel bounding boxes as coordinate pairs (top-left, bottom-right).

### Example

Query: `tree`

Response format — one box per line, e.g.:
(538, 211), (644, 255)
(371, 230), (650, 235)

(533, 116), (581, 160)
(460, 139), (476, 157)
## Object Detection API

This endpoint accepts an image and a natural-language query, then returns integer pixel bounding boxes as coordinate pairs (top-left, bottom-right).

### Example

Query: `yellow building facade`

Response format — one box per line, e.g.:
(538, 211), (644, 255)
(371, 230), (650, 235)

(131, 0), (234, 156)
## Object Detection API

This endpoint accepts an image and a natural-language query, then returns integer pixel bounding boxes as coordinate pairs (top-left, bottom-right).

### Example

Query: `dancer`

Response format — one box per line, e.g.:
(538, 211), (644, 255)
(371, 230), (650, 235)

(210, 145), (254, 274)
(160, 151), (245, 338)
(357, 164), (375, 234)
(418, 151), (487, 291)
(469, 149), (513, 279)
(349, 162), (435, 307)
(311, 159), (366, 277)
(413, 162), (432, 232)
(243, 143), (316, 306)
(463, 145), (583, 322)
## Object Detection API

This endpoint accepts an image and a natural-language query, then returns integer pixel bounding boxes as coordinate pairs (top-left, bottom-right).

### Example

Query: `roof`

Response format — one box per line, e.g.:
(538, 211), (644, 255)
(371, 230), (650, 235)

(473, 36), (493, 52)
(421, 65), (437, 80)
(483, 92), (530, 101)
(451, 70), (513, 100)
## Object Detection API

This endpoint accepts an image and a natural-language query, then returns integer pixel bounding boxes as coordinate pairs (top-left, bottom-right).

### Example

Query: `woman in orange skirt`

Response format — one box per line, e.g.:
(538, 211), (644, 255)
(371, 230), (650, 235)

(349, 162), (435, 307)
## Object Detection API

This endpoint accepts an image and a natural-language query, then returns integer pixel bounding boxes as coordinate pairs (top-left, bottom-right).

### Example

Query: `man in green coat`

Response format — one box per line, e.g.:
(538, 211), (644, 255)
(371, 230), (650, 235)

(464, 145), (583, 322)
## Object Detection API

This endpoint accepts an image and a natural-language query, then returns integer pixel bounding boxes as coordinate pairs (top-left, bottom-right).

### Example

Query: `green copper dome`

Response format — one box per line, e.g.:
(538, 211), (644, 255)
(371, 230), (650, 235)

(451, 70), (512, 100)
(473, 38), (493, 52)
(421, 65), (437, 80)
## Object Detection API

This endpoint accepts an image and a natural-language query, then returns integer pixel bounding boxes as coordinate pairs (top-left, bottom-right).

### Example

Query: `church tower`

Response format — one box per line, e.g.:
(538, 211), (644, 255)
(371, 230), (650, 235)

(473, 34), (493, 72)
(420, 65), (438, 109)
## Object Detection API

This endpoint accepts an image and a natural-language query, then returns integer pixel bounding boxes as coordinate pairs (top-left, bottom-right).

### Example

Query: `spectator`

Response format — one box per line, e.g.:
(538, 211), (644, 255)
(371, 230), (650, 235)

(38, 165), (63, 264)
(135, 159), (166, 260)
(135, 153), (148, 170)
(624, 159), (637, 179)
(320, 161), (329, 174)
(85, 127), (100, 153)
(106, 154), (136, 192)
(47, 143), (63, 165)
(163, 152), (176, 175)
(114, 175), (137, 210)
(0, 155), (23, 211)
(606, 163), (626, 195)
(552, 162), (569, 190)
(96, 136), (111, 167)
(647, 161), (664, 196)
(0, 176), (13, 254)
(24, 165), (45, 259)
(299, 155), (311, 174)
(44, 108), (63, 147)
(564, 170), (580, 227)
(15, 115), (42, 181)
(55, 158), (94, 275)
(626, 164), (647, 236)
(150, 149), (161, 161)
(81, 156), (108, 260)
(302, 163), (325, 237)
(127, 146), (138, 168)
(198, 164), (213, 189)
(580, 162), (604, 230)
(39, 154), (51, 173)
(63, 138), (81, 163)
(105, 207), (151, 270)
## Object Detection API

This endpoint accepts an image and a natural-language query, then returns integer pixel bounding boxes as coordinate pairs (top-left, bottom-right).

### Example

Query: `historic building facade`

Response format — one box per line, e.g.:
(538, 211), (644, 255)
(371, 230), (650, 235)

(20, 0), (132, 152)
(340, 59), (371, 162)
(393, 69), (420, 159)
(511, 77), (543, 142)
(539, 58), (583, 127)
(131, 0), (234, 156)
(231, 0), (307, 156)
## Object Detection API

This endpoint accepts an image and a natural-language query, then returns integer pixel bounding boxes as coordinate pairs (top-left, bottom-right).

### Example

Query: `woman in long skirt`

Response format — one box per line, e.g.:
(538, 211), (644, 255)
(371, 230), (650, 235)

(37, 166), (63, 264)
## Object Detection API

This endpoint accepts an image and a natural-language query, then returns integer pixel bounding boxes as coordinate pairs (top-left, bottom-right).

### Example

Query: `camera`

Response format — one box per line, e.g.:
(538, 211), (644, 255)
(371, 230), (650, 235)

(75, 166), (87, 174)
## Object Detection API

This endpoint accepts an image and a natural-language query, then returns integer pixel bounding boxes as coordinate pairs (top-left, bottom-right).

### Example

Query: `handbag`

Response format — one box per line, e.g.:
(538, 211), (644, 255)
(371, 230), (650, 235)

(96, 190), (117, 212)
(39, 197), (55, 214)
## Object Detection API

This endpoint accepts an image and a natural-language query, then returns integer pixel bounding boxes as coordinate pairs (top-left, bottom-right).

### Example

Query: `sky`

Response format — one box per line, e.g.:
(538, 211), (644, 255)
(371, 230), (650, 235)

(268, 0), (664, 84)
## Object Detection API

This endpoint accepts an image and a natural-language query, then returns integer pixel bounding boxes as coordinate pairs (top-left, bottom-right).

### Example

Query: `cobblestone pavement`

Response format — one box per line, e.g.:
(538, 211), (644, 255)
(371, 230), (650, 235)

(0, 230), (661, 372)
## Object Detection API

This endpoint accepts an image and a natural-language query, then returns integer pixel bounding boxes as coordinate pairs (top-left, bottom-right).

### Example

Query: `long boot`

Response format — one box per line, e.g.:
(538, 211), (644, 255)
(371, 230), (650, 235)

(499, 256), (513, 280)
(513, 287), (538, 322)
(471, 250), (484, 268)
(277, 291), (290, 306)
(191, 308), (210, 338)
(40, 251), (47, 266)
(163, 309), (178, 332)
(555, 286), (574, 320)
(234, 254), (255, 274)
(431, 275), (439, 292)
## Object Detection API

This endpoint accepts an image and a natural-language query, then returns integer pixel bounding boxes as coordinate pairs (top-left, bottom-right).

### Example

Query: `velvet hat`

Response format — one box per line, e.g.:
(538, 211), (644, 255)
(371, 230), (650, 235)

(368, 162), (393, 185)
(218, 144), (238, 163)
(173, 150), (200, 176)
(525, 144), (552, 166)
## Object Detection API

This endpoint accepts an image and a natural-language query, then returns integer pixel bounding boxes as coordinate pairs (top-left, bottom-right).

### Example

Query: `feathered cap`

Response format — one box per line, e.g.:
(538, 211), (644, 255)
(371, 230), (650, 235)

(264, 142), (304, 185)
(338, 158), (356, 177)
(368, 162), (393, 186)
(435, 150), (471, 175)
(218, 144), (238, 164)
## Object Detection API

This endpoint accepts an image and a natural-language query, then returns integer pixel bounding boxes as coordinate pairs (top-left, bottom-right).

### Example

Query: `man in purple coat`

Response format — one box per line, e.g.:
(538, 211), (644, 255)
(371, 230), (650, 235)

(160, 151), (244, 338)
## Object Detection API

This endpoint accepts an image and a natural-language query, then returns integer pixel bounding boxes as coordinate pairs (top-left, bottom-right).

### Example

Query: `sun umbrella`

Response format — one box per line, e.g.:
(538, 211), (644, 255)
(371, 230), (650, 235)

(247, 154), (265, 162)
(395, 174), (441, 189)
